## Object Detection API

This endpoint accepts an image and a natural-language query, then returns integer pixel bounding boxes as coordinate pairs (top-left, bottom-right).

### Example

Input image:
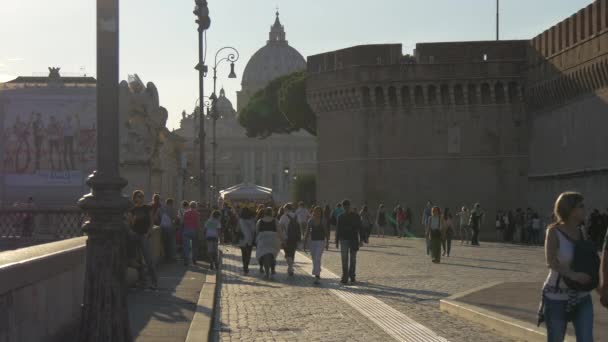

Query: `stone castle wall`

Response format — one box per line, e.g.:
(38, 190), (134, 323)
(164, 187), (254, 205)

(526, 0), (608, 216)
(307, 42), (528, 232)
(307, 0), (608, 230)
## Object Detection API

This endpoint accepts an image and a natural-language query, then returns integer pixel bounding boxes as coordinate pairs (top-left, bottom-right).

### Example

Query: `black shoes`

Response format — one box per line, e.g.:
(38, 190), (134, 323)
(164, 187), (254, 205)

(340, 278), (348, 285)
(350, 278), (356, 284)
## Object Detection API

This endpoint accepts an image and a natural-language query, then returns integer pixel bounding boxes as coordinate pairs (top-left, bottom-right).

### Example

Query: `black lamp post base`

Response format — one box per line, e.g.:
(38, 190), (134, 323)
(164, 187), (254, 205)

(78, 172), (132, 342)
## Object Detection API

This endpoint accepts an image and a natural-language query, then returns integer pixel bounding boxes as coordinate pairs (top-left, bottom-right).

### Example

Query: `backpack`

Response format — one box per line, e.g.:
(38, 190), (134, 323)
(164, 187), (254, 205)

(160, 212), (172, 228)
(559, 228), (601, 292)
(286, 215), (301, 242)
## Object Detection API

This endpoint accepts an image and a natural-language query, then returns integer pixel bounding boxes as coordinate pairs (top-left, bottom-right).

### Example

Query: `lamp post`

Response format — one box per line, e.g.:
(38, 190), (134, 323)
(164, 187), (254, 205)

(209, 47), (239, 204)
(193, 0), (210, 205)
(78, 0), (132, 340)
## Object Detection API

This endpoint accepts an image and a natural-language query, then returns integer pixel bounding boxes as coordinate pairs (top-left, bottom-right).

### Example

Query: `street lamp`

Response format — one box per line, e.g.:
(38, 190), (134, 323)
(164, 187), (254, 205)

(209, 47), (239, 204)
(193, 0), (211, 264)
(193, 0), (210, 206)
(78, 0), (132, 340)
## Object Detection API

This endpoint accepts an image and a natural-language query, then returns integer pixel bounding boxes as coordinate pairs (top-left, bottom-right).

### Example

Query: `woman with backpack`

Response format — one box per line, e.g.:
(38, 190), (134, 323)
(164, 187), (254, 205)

(539, 192), (597, 341)
(279, 203), (301, 276)
(255, 207), (282, 279)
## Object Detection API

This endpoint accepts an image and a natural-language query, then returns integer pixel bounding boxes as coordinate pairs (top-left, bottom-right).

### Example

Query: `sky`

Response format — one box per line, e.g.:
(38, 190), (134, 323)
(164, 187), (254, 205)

(0, 0), (595, 130)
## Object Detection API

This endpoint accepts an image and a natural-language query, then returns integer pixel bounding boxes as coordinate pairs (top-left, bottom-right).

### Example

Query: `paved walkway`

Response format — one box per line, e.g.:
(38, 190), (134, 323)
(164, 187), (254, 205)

(215, 236), (557, 341)
(129, 261), (209, 342)
(215, 246), (398, 342)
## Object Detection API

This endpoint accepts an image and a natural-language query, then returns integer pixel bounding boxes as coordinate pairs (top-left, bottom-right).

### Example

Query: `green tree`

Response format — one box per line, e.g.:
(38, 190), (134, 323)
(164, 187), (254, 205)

(238, 71), (316, 138)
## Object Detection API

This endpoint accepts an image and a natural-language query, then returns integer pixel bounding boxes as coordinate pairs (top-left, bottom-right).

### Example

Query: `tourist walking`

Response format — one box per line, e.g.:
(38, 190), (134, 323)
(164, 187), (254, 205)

(376, 204), (387, 237)
(422, 201), (433, 254)
(256, 207), (281, 279)
(442, 208), (454, 257)
(330, 202), (344, 234)
(150, 193), (162, 226)
(159, 198), (177, 262)
(305, 206), (326, 285)
(204, 210), (222, 270)
(182, 201), (200, 266)
(176, 200), (189, 249)
(238, 207), (256, 274)
(457, 206), (470, 244)
(128, 190), (158, 289)
(531, 213), (542, 245)
(427, 206), (443, 263)
(539, 192), (597, 341)
(323, 205), (332, 250)
(279, 203), (301, 276)
(495, 211), (504, 242)
(360, 205), (372, 244)
(295, 201), (309, 244)
(470, 203), (483, 246)
(336, 200), (362, 284)
(396, 206), (406, 238)
(515, 208), (525, 243)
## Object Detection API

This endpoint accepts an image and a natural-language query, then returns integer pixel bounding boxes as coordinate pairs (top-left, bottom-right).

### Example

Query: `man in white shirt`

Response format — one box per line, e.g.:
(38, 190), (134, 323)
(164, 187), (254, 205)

(295, 201), (309, 244)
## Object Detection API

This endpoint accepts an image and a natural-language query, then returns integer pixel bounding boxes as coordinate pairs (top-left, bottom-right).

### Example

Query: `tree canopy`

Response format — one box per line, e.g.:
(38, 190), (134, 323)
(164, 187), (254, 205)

(238, 71), (316, 138)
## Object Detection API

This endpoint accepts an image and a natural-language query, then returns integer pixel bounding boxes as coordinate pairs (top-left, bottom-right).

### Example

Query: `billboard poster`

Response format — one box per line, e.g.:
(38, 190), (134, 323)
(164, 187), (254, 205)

(2, 94), (97, 186)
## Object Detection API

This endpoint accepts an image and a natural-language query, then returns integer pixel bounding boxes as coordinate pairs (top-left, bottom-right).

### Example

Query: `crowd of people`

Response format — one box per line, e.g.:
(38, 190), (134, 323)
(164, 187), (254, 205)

(124, 189), (608, 342)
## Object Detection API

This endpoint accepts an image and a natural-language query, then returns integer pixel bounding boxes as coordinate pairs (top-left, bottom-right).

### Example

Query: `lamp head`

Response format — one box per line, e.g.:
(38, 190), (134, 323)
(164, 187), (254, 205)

(228, 62), (237, 79)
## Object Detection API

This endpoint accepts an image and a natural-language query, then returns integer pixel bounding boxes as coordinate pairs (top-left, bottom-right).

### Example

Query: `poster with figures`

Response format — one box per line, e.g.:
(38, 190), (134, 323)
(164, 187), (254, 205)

(2, 95), (97, 186)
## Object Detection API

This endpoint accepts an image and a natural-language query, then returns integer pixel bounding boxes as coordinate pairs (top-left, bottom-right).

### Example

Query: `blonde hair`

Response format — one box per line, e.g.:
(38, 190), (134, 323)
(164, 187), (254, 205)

(551, 191), (584, 227)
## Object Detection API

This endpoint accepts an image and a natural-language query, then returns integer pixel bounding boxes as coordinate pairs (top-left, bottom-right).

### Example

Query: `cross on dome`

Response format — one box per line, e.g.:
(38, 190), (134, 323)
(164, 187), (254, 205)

(269, 9), (286, 43)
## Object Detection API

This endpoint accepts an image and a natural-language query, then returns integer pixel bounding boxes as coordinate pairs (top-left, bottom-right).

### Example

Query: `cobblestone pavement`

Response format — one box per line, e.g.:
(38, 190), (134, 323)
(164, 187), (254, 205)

(215, 246), (395, 342)
(215, 236), (548, 341)
(320, 235), (547, 342)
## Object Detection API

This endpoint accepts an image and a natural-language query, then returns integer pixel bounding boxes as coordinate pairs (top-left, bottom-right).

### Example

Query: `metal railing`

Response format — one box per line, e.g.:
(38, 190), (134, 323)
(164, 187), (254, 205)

(0, 208), (84, 239)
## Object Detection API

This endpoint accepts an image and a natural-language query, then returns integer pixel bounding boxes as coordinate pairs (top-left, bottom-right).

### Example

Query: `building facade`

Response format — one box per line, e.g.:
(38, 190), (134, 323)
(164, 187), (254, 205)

(176, 12), (317, 204)
(0, 70), (186, 207)
(307, 0), (608, 234)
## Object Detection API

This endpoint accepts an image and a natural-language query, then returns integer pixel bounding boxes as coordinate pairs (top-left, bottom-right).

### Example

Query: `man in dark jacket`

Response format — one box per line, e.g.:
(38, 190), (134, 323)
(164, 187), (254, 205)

(335, 199), (362, 284)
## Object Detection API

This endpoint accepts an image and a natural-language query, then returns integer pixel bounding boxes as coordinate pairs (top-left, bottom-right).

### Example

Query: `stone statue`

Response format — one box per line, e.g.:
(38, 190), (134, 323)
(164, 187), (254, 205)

(119, 74), (168, 164)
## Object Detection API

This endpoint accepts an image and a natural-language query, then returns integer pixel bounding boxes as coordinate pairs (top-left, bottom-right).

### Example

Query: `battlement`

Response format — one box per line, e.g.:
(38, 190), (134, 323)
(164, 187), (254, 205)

(530, 0), (608, 59)
(415, 40), (528, 64)
(307, 44), (403, 73)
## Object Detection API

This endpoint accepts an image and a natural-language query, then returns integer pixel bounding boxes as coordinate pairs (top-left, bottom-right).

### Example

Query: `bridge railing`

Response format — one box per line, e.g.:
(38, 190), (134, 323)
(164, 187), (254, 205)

(0, 208), (84, 239)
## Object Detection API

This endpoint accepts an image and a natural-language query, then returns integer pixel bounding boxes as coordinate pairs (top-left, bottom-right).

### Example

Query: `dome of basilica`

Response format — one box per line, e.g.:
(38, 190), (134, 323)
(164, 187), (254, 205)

(241, 11), (306, 93)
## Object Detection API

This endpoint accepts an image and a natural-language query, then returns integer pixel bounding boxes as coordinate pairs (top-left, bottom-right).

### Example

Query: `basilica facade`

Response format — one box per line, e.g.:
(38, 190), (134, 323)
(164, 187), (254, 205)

(176, 12), (317, 204)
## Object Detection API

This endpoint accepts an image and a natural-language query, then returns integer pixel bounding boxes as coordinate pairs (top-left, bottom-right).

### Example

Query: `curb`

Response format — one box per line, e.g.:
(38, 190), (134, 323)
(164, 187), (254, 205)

(185, 252), (221, 342)
(439, 282), (575, 342)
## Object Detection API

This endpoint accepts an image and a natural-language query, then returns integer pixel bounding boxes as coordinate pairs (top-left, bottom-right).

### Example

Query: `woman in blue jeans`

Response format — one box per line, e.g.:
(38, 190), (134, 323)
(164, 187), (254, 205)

(540, 192), (594, 341)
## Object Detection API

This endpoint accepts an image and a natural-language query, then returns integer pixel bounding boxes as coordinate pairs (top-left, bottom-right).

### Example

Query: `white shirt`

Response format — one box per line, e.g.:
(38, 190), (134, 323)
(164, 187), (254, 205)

(295, 207), (309, 223)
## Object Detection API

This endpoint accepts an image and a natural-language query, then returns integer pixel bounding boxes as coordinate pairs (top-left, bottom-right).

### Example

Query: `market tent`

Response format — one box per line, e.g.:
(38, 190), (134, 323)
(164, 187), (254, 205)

(219, 183), (273, 202)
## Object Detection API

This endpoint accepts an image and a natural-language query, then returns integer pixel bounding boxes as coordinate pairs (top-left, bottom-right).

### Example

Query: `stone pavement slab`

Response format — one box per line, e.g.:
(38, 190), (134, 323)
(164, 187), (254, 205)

(453, 281), (606, 342)
(215, 246), (396, 342)
(129, 261), (209, 342)
(320, 236), (551, 341)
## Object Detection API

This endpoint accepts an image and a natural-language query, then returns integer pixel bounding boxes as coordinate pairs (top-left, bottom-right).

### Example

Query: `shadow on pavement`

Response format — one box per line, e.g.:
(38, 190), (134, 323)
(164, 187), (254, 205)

(128, 261), (209, 341)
